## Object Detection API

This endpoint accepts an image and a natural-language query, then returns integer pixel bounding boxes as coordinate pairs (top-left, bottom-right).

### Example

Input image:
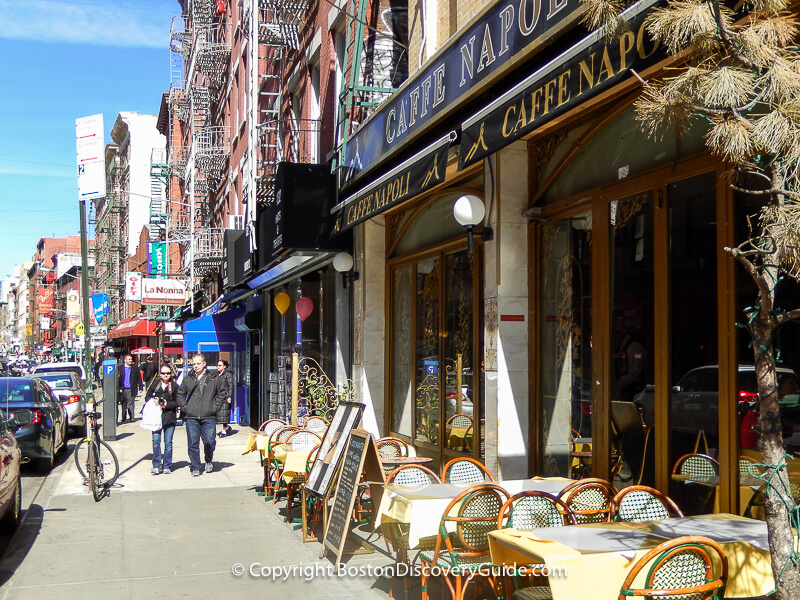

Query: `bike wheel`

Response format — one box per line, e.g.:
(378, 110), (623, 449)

(74, 439), (120, 487)
(89, 441), (102, 502)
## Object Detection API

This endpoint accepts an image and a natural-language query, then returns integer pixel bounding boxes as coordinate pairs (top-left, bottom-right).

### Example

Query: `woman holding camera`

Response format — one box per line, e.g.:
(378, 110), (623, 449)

(150, 366), (179, 475)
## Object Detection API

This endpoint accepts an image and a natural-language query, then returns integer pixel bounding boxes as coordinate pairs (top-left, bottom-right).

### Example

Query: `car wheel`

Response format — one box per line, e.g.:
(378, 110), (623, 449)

(36, 439), (55, 473)
(0, 479), (21, 533)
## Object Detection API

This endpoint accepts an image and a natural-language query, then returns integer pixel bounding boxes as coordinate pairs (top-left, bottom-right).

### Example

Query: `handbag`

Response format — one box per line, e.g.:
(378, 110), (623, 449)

(140, 399), (163, 432)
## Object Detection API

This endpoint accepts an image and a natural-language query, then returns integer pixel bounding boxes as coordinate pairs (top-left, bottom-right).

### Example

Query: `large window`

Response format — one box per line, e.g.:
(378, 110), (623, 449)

(388, 186), (484, 464)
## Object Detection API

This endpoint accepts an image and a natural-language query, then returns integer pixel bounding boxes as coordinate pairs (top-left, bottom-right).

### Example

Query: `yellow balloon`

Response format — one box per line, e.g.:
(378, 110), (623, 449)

(274, 292), (290, 315)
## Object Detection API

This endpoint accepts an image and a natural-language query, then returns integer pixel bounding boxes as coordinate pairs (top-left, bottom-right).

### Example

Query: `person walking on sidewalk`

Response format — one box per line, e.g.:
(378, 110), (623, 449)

(216, 359), (233, 437)
(149, 366), (179, 475)
(176, 353), (227, 477)
(118, 353), (143, 424)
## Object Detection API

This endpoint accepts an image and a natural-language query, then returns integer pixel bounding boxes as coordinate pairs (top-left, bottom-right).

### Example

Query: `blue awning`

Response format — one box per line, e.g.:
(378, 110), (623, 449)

(183, 308), (247, 354)
(198, 289), (253, 318)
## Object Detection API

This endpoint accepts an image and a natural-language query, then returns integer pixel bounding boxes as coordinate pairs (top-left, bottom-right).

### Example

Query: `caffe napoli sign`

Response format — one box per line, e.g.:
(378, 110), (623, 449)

(338, 0), (586, 188)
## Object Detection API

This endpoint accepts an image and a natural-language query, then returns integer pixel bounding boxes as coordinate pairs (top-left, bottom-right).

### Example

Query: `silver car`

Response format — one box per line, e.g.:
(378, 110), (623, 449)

(36, 371), (88, 434)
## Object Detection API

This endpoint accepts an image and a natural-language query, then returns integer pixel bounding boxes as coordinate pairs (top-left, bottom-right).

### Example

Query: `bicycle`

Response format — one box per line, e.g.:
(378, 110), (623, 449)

(74, 400), (120, 501)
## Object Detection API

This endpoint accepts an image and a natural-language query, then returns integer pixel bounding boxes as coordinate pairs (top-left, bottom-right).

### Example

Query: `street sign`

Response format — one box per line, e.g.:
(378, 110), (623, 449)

(76, 114), (105, 201)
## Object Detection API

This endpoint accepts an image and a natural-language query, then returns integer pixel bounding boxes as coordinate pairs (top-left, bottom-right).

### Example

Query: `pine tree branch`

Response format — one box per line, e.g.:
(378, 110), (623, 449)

(730, 185), (800, 200)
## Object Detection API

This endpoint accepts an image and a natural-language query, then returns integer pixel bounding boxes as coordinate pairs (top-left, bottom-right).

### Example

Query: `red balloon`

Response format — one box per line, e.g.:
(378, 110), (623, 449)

(296, 297), (314, 322)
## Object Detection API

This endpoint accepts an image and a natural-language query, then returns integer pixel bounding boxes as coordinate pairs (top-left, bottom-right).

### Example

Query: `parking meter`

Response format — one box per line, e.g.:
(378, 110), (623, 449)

(102, 359), (118, 441)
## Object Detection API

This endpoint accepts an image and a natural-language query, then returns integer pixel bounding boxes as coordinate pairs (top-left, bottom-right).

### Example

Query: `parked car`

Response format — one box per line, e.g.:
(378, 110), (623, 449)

(633, 364), (799, 435)
(0, 409), (33, 532)
(0, 377), (68, 472)
(36, 371), (89, 434)
(31, 361), (87, 382)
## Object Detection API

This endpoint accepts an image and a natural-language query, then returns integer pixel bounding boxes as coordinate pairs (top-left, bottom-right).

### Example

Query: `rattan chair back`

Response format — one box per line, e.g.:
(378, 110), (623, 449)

(611, 486), (683, 522)
(498, 491), (576, 529)
(376, 437), (410, 458)
(302, 416), (329, 434)
(672, 454), (719, 481)
(259, 418), (287, 436)
(560, 478), (618, 523)
(442, 457), (494, 484)
(446, 414), (473, 428)
(388, 464), (441, 487)
(285, 428), (322, 452)
(617, 535), (727, 599)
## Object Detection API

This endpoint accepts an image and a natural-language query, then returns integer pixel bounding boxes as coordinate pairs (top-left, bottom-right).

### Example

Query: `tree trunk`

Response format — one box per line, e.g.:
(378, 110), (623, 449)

(751, 298), (800, 600)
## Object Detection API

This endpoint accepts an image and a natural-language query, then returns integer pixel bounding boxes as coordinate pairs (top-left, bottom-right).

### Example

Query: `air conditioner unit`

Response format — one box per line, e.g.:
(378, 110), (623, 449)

(227, 214), (245, 230)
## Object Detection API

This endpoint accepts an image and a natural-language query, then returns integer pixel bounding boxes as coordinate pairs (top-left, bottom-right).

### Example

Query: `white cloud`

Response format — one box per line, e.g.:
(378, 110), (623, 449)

(0, 165), (72, 178)
(0, 1), (169, 48)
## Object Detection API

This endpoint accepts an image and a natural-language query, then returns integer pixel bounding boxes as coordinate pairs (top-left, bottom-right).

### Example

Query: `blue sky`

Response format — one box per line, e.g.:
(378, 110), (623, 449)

(0, 0), (178, 279)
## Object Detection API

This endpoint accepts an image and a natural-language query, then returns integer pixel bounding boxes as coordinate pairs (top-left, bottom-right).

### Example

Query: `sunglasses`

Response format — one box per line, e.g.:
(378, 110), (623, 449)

(160, 372), (172, 375)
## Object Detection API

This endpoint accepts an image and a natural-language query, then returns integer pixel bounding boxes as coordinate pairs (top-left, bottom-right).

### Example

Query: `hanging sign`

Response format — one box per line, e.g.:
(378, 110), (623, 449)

(75, 114), (105, 201)
(66, 290), (80, 318)
(148, 241), (168, 278)
(37, 288), (54, 315)
(141, 278), (187, 306)
(125, 272), (142, 301)
(330, 133), (454, 236)
(459, 0), (664, 170)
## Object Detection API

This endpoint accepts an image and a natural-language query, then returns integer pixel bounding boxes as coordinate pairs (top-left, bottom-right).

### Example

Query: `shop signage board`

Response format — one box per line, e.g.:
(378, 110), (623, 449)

(37, 288), (54, 314)
(148, 242), (167, 278)
(330, 132), (454, 236)
(305, 401), (365, 498)
(338, 0), (586, 189)
(75, 114), (105, 201)
(125, 272), (142, 301)
(459, 0), (664, 170)
(141, 278), (186, 306)
(322, 429), (385, 564)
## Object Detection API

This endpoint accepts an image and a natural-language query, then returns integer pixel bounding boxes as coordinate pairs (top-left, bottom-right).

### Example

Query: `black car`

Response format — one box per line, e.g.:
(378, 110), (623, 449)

(0, 377), (68, 472)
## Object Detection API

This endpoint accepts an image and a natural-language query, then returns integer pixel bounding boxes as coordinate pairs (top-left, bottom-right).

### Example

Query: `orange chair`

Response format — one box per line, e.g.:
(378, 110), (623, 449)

(442, 457), (494, 484)
(559, 478), (618, 523)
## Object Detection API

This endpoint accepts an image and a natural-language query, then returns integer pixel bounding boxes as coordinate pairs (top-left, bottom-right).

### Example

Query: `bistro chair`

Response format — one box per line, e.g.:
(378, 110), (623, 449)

(738, 455), (763, 479)
(611, 486), (683, 522)
(672, 454), (719, 482)
(377, 437), (411, 474)
(498, 491), (576, 530)
(446, 414), (473, 429)
(285, 443), (322, 525)
(266, 425), (299, 499)
(616, 535), (727, 599)
(442, 457), (495, 484)
(257, 419), (288, 494)
(559, 478), (618, 523)
(419, 483), (510, 600)
(385, 465), (442, 600)
(464, 419), (486, 458)
(302, 415), (329, 434)
(284, 428), (323, 452)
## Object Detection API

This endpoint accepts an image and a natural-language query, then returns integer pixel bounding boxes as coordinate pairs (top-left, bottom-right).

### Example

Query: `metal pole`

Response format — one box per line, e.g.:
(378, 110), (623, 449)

(79, 199), (94, 391)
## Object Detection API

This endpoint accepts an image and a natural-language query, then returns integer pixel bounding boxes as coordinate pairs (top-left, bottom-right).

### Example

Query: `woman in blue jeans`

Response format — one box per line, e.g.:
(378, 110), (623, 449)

(149, 366), (179, 474)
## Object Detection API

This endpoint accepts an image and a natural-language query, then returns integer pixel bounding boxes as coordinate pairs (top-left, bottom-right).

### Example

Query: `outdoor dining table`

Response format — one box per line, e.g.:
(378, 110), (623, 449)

(273, 445), (313, 483)
(375, 477), (574, 550)
(488, 513), (773, 600)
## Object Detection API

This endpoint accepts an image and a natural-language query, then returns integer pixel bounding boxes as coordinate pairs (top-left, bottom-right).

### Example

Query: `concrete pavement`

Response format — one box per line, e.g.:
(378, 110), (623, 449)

(0, 414), (399, 600)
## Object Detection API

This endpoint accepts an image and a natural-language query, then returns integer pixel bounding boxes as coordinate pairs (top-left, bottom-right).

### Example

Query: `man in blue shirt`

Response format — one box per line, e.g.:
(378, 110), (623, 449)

(117, 353), (143, 424)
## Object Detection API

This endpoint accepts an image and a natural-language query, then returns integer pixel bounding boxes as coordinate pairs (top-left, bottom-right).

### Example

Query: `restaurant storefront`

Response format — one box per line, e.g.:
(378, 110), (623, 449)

(331, 0), (800, 513)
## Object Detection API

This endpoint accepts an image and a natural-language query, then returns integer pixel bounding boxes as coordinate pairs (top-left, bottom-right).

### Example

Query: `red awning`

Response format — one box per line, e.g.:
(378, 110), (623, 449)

(107, 316), (158, 339)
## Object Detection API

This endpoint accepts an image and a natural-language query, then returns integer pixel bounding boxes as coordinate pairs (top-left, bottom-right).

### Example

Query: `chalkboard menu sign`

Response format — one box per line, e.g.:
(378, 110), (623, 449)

(322, 429), (385, 564)
(305, 401), (365, 497)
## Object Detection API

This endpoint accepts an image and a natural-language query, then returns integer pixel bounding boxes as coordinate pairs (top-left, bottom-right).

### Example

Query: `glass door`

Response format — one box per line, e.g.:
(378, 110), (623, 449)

(540, 212), (592, 476)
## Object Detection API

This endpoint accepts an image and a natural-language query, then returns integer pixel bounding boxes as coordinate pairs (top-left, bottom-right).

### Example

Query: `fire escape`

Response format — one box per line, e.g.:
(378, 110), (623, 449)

(166, 0), (230, 281)
(256, 0), (317, 204)
(92, 159), (126, 326)
(335, 0), (406, 177)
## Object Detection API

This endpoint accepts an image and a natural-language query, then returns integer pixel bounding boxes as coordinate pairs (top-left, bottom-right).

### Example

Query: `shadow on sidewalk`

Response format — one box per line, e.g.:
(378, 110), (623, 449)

(0, 503), (44, 586)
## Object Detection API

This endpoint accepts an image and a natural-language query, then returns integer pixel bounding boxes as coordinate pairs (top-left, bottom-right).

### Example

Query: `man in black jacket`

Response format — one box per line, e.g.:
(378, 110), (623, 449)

(176, 353), (227, 476)
(118, 353), (143, 423)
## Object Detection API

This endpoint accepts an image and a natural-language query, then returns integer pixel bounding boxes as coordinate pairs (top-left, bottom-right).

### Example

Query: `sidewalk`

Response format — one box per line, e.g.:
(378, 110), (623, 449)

(0, 415), (398, 600)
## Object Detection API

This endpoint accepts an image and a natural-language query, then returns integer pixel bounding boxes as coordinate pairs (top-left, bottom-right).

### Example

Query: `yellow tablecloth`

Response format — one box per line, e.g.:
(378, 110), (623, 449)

(488, 514), (773, 600)
(446, 426), (470, 449)
(276, 448), (312, 483)
(376, 477), (574, 550)
(241, 431), (277, 456)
